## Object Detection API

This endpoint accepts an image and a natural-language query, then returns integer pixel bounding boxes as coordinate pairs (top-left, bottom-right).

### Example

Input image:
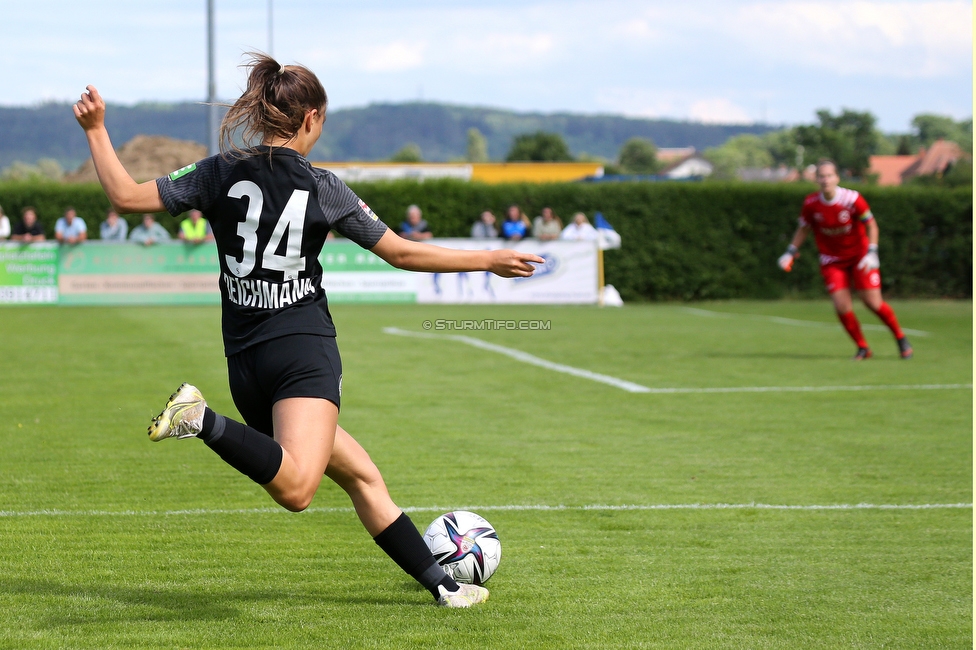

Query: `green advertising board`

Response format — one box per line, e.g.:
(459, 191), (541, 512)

(319, 241), (415, 303)
(0, 242), (59, 304)
(0, 240), (414, 306)
(58, 242), (222, 305)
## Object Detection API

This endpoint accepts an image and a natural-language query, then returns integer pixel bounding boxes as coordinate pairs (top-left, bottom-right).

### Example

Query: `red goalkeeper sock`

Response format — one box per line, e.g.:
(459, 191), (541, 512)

(871, 302), (905, 340)
(837, 311), (868, 349)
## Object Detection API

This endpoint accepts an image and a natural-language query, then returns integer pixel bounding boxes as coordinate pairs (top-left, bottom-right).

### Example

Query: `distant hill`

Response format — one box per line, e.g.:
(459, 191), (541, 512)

(0, 101), (778, 171)
(0, 102), (216, 171)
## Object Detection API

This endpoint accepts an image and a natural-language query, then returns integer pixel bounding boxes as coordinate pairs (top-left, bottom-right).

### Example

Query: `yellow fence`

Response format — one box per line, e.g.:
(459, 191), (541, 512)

(311, 161), (604, 184)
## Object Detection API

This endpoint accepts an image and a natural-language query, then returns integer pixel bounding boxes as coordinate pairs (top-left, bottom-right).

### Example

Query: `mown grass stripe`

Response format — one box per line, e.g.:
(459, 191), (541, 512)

(681, 306), (932, 337)
(383, 326), (653, 392)
(382, 328), (968, 396)
(640, 383), (972, 394)
(1, 503), (970, 517)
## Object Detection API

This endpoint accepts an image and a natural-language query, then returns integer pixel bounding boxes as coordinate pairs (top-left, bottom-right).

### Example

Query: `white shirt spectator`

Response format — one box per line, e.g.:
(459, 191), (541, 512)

(560, 219), (598, 242)
(0, 215), (10, 240)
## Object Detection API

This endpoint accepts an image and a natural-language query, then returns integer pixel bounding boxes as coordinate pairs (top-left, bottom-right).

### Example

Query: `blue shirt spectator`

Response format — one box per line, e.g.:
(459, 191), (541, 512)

(55, 208), (87, 244)
(130, 213), (171, 246)
(99, 210), (128, 241)
(398, 204), (433, 241)
(500, 204), (530, 241)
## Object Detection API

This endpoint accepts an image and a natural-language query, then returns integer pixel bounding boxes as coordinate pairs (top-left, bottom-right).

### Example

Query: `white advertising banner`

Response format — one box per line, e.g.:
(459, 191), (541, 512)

(415, 239), (598, 304)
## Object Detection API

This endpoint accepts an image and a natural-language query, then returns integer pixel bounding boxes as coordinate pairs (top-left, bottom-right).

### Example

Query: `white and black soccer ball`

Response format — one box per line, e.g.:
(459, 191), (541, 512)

(423, 511), (501, 585)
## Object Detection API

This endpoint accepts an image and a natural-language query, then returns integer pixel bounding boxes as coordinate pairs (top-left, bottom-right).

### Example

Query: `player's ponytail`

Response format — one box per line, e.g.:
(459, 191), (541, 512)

(219, 52), (327, 157)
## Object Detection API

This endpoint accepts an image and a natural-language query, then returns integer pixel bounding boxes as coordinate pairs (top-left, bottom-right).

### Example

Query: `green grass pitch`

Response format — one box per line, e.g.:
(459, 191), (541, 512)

(0, 300), (971, 648)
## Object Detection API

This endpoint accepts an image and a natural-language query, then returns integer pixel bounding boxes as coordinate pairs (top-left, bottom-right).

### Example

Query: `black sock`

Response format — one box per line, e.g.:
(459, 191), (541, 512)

(198, 407), (282, 485)
(373, 512), (460, 598)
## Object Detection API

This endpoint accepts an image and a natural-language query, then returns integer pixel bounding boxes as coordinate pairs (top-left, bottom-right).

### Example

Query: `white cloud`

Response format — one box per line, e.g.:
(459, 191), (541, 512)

(0, 0), (969, 130)
(730, 1), (972, 78)
(441, 31), (558, 71)
(593, 88), (678, 119)
(595, 88), (756, 124)
(689, 98), (753, 124)
(360, 41), (427, 73)
(614, 12), (668, 41)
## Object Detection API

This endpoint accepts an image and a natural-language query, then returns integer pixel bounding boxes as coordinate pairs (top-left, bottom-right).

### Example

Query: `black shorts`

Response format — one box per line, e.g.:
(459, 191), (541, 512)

(226, 333), (342, 436)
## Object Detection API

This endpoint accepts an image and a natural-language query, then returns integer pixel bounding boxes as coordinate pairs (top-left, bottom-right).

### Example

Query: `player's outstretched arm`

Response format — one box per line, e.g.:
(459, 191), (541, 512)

(73, 85), (165, 214)
(778, 224), (810, 272)
(370, 229), (543, 277)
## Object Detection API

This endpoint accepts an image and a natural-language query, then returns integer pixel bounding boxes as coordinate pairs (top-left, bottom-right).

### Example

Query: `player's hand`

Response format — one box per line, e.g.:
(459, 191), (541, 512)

(777, 252), (795, 272)
(488, 250), (545, 278)
(73, 85), (106, 132)
(857, 250), (880, 271)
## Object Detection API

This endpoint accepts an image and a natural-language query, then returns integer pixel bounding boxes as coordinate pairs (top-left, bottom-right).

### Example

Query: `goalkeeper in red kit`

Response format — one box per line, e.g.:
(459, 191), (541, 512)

(778, 159), (912, 360)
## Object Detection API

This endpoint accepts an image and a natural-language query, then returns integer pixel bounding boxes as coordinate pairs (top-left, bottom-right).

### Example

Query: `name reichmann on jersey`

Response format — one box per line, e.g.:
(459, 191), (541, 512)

(223, 273), (317, 310)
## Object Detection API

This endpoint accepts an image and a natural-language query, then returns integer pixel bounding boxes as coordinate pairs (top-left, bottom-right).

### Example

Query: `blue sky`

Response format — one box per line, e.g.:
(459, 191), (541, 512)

(2, 0), (971, 131)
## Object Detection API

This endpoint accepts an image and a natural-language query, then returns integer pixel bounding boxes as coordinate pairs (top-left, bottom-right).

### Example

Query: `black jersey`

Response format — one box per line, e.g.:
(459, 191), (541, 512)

(156, 146), (389, 356)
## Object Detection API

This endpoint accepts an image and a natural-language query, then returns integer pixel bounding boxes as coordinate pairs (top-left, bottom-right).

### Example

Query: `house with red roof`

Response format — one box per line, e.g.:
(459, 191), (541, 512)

(868, 140), (969, 186)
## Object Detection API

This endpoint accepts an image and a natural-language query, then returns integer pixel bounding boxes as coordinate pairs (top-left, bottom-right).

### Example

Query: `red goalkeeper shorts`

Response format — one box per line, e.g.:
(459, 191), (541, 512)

(820, 257), (882, 294)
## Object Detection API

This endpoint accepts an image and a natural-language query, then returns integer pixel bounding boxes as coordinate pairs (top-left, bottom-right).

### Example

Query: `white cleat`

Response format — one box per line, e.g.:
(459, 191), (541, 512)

(148, 383), (206, 441)
(436, 584), (489, 608)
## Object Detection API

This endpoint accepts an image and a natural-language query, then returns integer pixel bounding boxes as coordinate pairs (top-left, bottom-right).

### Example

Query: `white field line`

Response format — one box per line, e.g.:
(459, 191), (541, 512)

(0, 503), (970, 518)
(383, 326), (652, 393)
(681, 307), (931, 337)
(382, 327), (969, 396)
(637, 383), (972, 394)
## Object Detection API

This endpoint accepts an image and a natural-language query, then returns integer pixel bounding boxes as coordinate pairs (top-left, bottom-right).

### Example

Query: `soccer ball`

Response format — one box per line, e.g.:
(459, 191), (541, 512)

(423, 511), (501, 585)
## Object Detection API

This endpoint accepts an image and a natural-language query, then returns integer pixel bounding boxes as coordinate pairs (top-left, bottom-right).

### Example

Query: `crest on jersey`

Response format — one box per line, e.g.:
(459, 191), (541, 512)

(838, 210), (851, 224)
(358, 199), (378, 221)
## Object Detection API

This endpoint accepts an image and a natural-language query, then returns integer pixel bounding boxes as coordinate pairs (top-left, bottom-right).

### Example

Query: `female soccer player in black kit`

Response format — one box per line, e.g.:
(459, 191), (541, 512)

(73, 54), (542, 608)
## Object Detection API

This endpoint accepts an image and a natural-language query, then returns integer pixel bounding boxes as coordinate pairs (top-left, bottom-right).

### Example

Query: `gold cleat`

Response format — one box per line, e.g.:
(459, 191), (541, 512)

(148, 383), (206, 441)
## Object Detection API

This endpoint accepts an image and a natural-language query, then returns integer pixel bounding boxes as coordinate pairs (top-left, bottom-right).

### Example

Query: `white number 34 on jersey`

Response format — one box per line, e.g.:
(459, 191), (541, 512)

(225, 181), (308, 281)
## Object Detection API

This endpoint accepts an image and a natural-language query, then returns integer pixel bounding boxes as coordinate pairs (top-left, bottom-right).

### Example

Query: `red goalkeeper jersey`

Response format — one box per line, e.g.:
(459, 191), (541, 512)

(799, 187), (872, 264)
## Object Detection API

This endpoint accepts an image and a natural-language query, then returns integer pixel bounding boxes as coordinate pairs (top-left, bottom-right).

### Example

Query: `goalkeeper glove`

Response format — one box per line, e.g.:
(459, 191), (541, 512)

(778, 245), (798, 272)
(857, 244), (880, 271)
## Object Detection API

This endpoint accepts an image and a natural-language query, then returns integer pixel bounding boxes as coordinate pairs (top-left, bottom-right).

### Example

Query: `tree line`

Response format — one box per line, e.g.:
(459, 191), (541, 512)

(431, 109), (970, 187)
(1, 101), (969, 187)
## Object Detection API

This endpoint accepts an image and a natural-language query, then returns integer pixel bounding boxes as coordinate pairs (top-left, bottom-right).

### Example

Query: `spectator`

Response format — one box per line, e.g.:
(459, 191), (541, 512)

(11, 207), (45, 242)
(129, 213), (171, 246)
(0, 204), (10, 240)
(398, 204), (433, 241)
(179, 209), (215, 244)
(532, 206), (563, 241)
(55, 207), (88, 245)
(560, 212), (599, 242)
(99, 209), (128, 242)
(500, 204), (531, 241)
(470, 211), (497, 239)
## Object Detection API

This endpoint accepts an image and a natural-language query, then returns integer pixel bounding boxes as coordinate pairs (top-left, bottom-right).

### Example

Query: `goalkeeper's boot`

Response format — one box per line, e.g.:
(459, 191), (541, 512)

(897, 337), (913, 359)
(853, 347), (872, 361)
(148, 383), (206, 441)
(436, 584), (489, 608)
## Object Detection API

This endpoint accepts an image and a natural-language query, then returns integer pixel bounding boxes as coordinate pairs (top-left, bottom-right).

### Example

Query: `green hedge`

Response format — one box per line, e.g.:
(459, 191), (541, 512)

(347, 180), (972, 300)
(1, 179), (970, 299)
(0, 181), (177, 238)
